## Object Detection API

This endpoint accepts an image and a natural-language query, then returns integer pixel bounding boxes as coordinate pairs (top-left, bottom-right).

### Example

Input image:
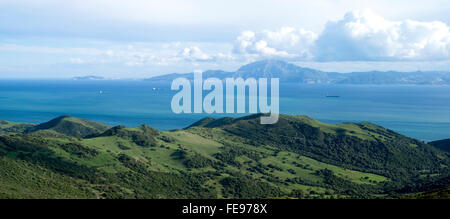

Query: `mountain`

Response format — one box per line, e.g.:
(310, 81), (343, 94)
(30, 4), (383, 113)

(429, 139), (450, 153)
(147, 70), (234, 82)
(1, 114), (449, 199)
(144, 59), (450, 85)
(72, 75), (105, 80)
(24, 115), (111, 138)
(233, 60), (343, 83)
(146, 60), (338, 84)
(337, 71), (450, 85)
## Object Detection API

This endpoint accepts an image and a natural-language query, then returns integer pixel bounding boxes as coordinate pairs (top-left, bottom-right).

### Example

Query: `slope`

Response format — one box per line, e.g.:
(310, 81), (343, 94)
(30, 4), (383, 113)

(429, 139), (450, 153)
(0, 114), (448, 198)
(25, 115), (111, 138)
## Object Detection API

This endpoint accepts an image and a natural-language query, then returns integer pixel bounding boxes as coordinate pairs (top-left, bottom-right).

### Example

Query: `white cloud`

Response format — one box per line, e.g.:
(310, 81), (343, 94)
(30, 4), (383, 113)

(0, 44), (104, 56)
(233, 10), (450, 62)
(90, 44), (233, 67)
(314, 10), (450, 61)
(181, 46), (212, 61)
(4, 8), (450, 78)
(105, 50), (115, 57)
(179, 46), (234, 63)
(233, 27), (317, 60)
(69, 58), (84, 64)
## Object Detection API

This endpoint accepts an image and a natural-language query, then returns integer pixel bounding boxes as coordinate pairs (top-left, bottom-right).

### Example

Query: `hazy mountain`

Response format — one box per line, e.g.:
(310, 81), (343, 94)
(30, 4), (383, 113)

(338, 71), (450, 85)
(145, 60), (450, 85)
(233, 60), (343, 83)
(72, 75), (105, 80)
(147, 70), (234, 82)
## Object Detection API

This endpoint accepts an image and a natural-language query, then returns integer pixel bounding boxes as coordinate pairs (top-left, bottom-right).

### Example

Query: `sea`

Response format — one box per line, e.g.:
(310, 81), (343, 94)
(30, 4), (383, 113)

(1, 79), (450, 142)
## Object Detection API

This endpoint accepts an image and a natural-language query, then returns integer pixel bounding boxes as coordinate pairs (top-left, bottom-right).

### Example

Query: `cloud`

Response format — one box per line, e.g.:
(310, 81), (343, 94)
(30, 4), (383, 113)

(90, 44), (233, 67)
(233, 10), (450, 62)
(233, 27), (317, 60)
(69, 58), (84, 64)
(5, 7), (450, 79)
(179, 46), (234, 63)
(0, 44), (104, 55)
(180, 46), (212, 61)
(314, 10), (450, 61)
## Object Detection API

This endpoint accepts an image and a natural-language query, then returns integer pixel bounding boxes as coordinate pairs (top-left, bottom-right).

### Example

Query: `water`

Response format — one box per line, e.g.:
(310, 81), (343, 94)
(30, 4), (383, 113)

(1, 79), (450, 141)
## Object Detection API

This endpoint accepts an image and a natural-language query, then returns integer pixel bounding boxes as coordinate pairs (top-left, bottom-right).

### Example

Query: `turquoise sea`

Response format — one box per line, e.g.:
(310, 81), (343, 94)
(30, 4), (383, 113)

(1, 79), (450, 141)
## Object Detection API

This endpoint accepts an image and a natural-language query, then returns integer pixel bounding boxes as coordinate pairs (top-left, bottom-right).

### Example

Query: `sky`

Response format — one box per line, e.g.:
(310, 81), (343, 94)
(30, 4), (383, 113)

(1, 0), (450, 78)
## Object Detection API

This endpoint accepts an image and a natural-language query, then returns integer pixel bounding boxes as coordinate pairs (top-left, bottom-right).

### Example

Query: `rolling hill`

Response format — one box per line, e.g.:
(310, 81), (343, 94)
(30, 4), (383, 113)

(0, 120), (34, 135)
(429, 139), (450, 153)
(0, 114), (449, 199)
(24, 115), (111, 138)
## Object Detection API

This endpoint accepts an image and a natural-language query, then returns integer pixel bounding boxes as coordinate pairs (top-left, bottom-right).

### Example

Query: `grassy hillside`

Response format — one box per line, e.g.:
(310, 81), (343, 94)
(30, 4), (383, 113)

(24, 115), (110, 138)
(0, 114), (449, 199)
(189, 114), (448, 182)
(429, 139), (450, 153)
(404, 187), (450, 199)
(0, 120), (34, 135)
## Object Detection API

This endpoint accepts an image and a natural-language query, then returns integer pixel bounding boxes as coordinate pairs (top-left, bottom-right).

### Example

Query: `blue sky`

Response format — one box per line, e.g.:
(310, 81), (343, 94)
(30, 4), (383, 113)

(1, 0), (450, 78)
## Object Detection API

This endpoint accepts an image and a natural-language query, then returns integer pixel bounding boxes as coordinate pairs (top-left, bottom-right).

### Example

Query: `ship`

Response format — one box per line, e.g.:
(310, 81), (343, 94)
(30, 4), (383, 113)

(326, 93), (340, 98)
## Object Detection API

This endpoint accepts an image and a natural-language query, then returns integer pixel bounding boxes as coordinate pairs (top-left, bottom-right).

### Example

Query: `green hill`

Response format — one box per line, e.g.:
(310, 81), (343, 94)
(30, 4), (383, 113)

(400, 175), (450, 199)
(0, 120), (34, 135)
(0, 114), (449, 199)
(25, 115), (111, 138)
(92, 125), (160, 147)
(405, 187), (450, 199)
(188, 114), (448, 183)
(429, 139), (450, 153)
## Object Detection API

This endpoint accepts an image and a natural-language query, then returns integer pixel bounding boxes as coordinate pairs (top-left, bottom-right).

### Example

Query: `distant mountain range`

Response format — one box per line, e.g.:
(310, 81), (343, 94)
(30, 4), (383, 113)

(146, 60), (450, 85)
(72, 75), (105, 80)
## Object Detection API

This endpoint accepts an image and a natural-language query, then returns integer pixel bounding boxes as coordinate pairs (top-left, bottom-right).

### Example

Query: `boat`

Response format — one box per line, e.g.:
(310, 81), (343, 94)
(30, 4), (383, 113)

(326, 93), (340, 98)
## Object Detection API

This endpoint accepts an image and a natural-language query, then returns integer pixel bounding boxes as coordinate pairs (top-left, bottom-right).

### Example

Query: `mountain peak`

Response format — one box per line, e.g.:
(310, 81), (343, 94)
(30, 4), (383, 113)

(234, 59), (333, 83)
(237, 59), (291, 70)
(236, 60), (298, 77)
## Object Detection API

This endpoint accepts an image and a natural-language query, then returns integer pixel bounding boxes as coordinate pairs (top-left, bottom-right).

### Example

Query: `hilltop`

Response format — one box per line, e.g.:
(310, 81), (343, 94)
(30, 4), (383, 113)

(24, 115), (111, 138)
(0, 114), (449, 199)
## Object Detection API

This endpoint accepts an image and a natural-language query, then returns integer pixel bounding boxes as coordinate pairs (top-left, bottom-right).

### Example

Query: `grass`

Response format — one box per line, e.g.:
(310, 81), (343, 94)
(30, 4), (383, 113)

(0, 114), (446, 199)
(0, 156), (95, 198)
(164, 130), (222, 159)
(288, 115), (388, 141)
(259, 151), (388, 185)
(0, 121), (22, 129)
(187, 123), (388, 185)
